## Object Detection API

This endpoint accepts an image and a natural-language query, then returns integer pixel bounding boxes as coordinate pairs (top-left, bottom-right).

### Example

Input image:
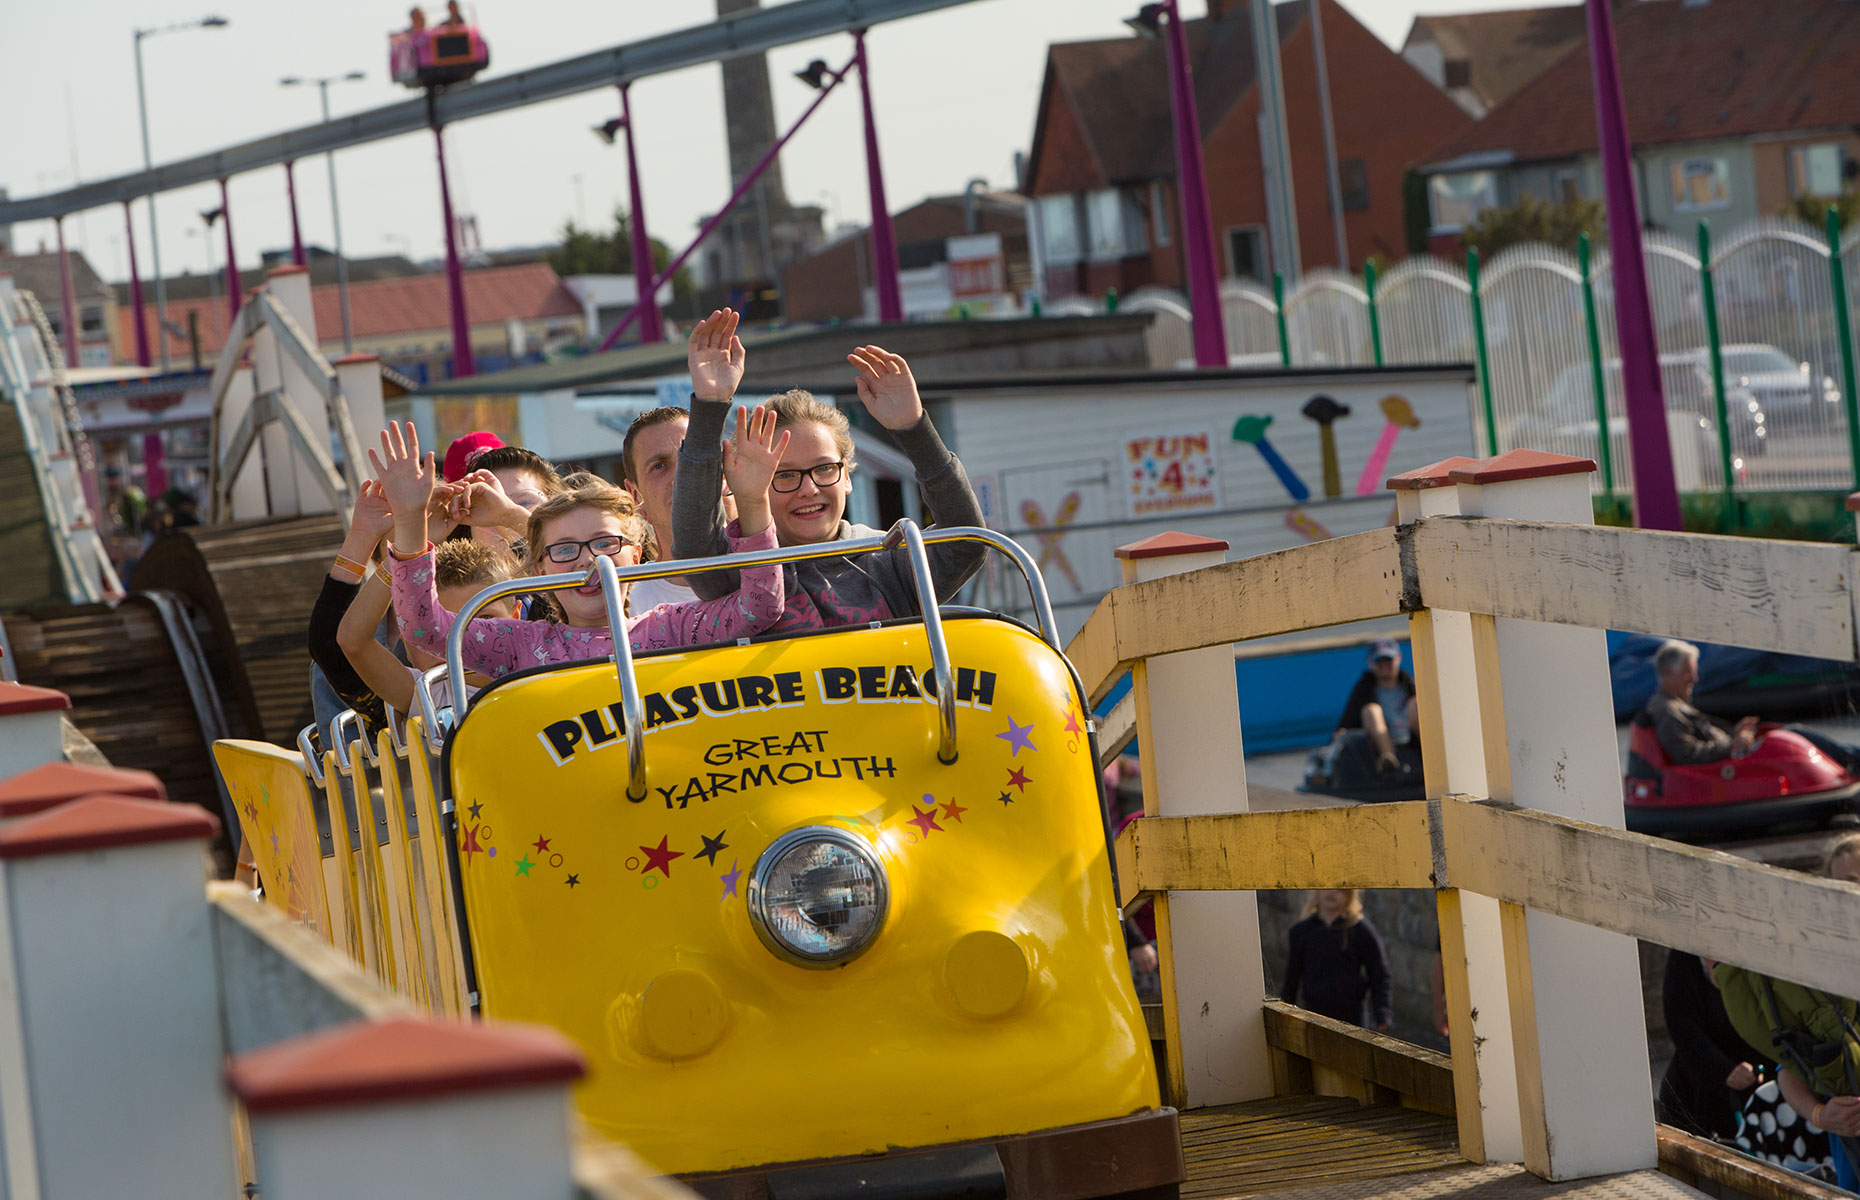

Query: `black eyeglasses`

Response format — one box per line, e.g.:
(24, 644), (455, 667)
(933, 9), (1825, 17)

(542, 533), (634, 564)
(771, 461), (846, 493)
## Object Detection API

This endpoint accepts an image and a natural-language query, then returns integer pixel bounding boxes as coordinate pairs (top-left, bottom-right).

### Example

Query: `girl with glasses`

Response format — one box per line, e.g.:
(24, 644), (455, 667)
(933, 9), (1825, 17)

(673, 308), (987, 631)
(373, 411), (791, 681)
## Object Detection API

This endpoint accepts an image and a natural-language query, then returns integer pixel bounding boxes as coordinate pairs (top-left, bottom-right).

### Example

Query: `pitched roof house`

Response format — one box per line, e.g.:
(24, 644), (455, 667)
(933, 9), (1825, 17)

(1023, 0), (1472, 295)
(1416, 0), (1860, 237)
(1400, 6), (1587, 119)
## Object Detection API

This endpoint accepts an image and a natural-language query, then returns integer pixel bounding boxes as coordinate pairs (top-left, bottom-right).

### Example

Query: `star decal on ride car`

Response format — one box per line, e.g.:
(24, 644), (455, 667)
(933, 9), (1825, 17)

(639, 836), (683, 877)
(907, 803), (944, 838)
(1006, 766), (1031, 794)
(997, 716), (1037, 756)
(695, 830), (729, 865)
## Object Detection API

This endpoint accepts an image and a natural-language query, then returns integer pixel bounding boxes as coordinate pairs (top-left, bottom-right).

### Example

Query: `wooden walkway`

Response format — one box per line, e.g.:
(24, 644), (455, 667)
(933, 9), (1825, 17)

(1180, 1097), (1714, 1200)
(1181, 1096), (1462, 1200)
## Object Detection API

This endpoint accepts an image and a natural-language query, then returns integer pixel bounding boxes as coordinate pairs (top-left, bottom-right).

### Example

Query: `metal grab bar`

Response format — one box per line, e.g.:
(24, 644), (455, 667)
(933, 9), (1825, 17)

(885, 521), (957, 764)
(297, 724), (327, 788)
(596, 553), (650, 802)
(437, 524), (1063, 790)
(385, 706), (410, 759)
(411, 665), (450, 755)
(331, 709), (360, 778)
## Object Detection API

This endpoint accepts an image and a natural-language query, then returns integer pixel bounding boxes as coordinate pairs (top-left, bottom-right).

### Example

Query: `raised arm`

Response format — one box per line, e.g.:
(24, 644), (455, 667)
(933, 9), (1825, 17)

(307, 478), (398, 732)
(847, 346), (986, 601)
(675, 309), (748, 600)
(635, 406), (787, 648)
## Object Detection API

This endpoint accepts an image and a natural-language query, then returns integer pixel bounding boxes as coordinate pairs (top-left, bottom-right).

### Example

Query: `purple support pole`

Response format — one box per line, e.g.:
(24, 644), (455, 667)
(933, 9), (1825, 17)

(219, 179), (241, 323)
(854, 30), (904, 325)
(54, 218), (80, 369)
(1587, 0), (1679, 529)
(618, 84), (665, 345)
(433, 124), (475, 378)
(124, 202), (151, 368)
(285, 161), (306, 268)
(597, 55), (856, 353)
(1162, 0), (1230, 369)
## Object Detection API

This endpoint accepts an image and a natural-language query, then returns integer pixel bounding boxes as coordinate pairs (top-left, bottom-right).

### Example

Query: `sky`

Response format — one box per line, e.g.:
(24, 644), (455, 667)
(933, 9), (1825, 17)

(2, 0), (1572, 286)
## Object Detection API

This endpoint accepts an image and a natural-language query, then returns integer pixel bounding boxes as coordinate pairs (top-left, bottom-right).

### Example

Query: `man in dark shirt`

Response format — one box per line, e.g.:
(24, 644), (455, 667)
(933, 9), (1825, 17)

(1646, 640), (1757, 765)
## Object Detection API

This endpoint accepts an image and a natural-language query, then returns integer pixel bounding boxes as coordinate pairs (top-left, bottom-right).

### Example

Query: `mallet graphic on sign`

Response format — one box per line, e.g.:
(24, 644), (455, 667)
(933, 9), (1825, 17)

(1355, 394), (1422, 496)
(1300, 394), (1351, 499)
(1231, 413), (1311, 503)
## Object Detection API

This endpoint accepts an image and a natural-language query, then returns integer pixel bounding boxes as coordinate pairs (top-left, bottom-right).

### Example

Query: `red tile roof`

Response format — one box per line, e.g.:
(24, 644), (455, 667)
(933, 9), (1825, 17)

(118, 260), (582, 361)
(1423, 0), (1860, 167)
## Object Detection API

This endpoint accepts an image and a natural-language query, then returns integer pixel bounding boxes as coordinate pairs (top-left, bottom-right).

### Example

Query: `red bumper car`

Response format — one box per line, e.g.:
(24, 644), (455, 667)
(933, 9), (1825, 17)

(1623, 715), (1860, 836)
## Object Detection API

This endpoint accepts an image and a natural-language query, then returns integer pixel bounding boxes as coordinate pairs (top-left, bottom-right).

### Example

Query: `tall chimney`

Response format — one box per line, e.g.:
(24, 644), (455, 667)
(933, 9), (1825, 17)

(717, 0), (792, 212)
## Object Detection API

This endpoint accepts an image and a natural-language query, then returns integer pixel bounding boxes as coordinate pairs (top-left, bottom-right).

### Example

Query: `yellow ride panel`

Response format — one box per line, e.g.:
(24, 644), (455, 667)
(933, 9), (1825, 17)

(212, 739), (330, 935)
(448, 618), (1158, 1175)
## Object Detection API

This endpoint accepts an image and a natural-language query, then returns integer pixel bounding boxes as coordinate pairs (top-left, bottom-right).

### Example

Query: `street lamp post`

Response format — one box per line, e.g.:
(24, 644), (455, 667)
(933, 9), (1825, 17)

(133, 15), (230, 373)
(594, 85), (665, 346)
(280, 71), (366, 353)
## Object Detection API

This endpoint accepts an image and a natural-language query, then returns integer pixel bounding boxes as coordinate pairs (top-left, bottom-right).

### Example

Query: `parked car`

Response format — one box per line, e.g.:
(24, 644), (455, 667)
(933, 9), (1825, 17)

(1518, 356), (1764, 477)
(1703, 344), (1841, 432)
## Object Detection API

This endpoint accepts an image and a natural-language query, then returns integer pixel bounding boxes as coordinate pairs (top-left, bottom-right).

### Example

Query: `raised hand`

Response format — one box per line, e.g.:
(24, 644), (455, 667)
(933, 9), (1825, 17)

(448, 468), (527, 534)
(367, 421), (439, 553)
(847, 345), (923, 431)
(720, 404), (789, 536)
(348, 478), (395, 547)
(688, 308), (746, 402)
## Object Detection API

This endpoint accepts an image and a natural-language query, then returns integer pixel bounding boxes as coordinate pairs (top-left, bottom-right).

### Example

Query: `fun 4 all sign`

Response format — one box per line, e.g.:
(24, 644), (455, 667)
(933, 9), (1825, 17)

(1126, 429), (1219, 516)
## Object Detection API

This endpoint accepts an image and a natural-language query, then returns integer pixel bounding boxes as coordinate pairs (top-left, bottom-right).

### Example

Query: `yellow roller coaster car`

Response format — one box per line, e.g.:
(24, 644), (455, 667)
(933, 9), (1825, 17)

(430, 524), (1181, 1197)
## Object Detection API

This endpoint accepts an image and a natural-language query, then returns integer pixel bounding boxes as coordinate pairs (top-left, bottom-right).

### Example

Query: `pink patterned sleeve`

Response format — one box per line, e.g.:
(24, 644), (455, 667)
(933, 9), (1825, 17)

(388, 549), (548, 680)
(627, 522), (785, 650)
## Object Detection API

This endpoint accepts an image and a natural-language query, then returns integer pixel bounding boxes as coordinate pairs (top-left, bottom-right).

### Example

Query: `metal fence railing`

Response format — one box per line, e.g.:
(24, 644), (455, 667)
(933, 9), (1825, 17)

(1052, 209), (1860, 500)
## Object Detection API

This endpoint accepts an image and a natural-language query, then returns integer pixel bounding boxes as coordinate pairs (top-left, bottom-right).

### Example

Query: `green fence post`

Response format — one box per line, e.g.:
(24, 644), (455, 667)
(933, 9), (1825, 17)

(1364, 259), (1385, 367)
(1826, 206), (1860, 489)
(1273, 271), (1292, 367)
(1578, 232), (1614, 497)
(1697, 221), (1736, 501)
(1467, 247), (1499, 456)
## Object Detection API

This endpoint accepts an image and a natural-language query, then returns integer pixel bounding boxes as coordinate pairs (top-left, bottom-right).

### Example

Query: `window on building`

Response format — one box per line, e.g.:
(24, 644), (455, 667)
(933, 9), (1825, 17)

(1668, 156), (1730, 212)
(1428, 171), (1498, 231)
(1339, 159), (1370, 211)
(80, 306), (104, 335)
(1788, 143), (1847, 198)
(1442, 59), (1472, 89)
(1039, 194), (1081, 265)
(1554, 169), (1582, 204)
(1149, 180), (1172, 246)
(1226, 226), (1266, 281)
(1084, 188), (1150, 262)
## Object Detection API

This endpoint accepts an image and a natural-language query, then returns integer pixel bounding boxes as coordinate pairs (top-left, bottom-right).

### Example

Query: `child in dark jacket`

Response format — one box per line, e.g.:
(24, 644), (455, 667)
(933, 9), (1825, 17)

(1281, 889), (1394, 1030)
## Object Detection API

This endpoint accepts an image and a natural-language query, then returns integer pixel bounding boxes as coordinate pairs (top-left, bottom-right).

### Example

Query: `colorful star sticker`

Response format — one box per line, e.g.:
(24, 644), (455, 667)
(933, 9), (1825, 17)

(244, 801), (258, 820)
(1006, 766), (1032, 794)
(997, 790), (1014, 805)
(996, 716), (1037, 756)
(259, 785), (271, 806)
(720, 859), (741, 899)
(1063, 710), (1084, 739)
(514, 854), (535, 878)
(695, 830), (729, 866)
(940, 798), (968, 824)
(532, 835), (552, 852)
(565, 874), (580, 889)
(269, 833), (280, 855)
(639, 836), (683, 877)
(907, 803), (944, 838)
(468, 800), (484, 820)
(459, 823), (484, 863)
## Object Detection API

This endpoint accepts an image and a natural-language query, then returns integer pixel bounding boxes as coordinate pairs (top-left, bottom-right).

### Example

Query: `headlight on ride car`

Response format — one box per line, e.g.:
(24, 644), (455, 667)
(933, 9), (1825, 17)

(747, 827), (889, 968)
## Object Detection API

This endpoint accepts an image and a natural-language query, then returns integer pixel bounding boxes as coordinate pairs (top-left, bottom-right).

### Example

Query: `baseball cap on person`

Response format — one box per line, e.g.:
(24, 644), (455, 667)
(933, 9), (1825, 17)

(1368, 638), (1401, 663)
(443, 431), (506, 482)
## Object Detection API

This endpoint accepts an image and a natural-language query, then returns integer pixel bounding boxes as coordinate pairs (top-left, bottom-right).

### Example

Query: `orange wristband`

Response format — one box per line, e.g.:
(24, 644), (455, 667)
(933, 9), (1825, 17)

(331, 553), (367, 581)
(387, 540), (433, 562)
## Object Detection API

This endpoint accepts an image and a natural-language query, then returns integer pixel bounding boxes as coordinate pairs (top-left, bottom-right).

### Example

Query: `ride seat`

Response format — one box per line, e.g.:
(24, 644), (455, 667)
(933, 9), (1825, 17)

(1625, 712), (1667, 792)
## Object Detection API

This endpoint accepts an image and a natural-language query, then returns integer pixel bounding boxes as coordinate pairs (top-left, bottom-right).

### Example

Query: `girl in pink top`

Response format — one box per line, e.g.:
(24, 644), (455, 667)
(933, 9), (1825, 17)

(373, 412), (790, 681)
